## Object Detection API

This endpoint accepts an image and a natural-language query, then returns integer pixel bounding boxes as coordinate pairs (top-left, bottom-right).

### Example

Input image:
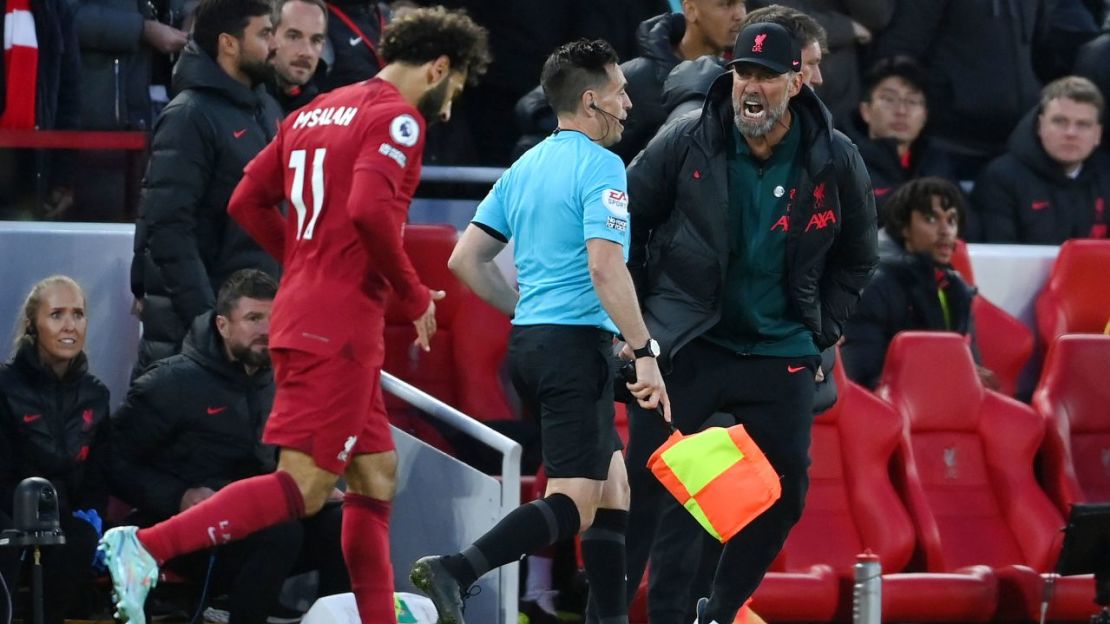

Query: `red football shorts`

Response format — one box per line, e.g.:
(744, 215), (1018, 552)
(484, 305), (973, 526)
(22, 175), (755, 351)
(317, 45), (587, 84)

(264, 347), (394, 474)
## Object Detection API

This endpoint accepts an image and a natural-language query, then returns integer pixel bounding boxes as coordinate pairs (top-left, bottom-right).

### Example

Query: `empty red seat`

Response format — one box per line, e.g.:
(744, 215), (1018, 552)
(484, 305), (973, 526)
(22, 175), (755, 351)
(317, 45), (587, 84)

(752, 351), (997, 621)
(1033, 335), (1110, 513)
(1035, 239), (1110, 346)
(877, 332), (1097, 621)
(383, 225), (513, 449)
(949, 240), (1033, 397)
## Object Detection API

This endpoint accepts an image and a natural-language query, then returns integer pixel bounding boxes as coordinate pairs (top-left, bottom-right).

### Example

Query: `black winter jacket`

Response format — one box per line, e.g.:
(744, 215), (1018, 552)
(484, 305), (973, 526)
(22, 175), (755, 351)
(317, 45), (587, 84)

(111, 312), (275, 521)
(841, 251), (979, 389)
(0, 346), (110, 517)
(131, 42), (282, 372)
(267, 80), (320, 118)
(970, 108), (1110, 244)
(626, 79), (877, 367)
(843, 113), (959, 221)
(313, 0), (385, 93)
(513, 12), (688, 163)
(873, 0), (1043, 154)
(73, 0), (184, 129)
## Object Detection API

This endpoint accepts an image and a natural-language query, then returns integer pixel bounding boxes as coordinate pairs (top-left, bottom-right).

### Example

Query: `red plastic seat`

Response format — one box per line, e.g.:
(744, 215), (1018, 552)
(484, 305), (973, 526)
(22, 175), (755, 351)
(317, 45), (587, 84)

(1035, 240), (1110, 346)
(383, 225), (513, 449)
(751, 351), (997, 621)
(949, 240), (1033, 397)
(877, 332), (1097, 621)
(1033, 335), (1110, 514)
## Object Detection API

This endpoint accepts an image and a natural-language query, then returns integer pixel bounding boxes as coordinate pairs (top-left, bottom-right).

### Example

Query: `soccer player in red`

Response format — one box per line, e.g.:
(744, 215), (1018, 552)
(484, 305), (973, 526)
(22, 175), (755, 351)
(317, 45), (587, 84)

(98, 8), (490, 624)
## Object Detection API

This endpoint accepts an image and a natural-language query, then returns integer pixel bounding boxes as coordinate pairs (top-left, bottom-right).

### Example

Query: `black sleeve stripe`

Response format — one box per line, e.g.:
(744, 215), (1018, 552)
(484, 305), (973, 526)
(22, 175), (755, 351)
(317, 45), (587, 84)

(472, 221), (508, 243)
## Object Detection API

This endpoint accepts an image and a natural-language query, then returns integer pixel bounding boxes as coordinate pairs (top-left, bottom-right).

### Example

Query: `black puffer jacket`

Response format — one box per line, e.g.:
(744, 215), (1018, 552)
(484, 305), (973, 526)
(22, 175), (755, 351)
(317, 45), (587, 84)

(842, 251), (979, 389)
(512, 12), (687, 163)
(627, 78), (877, 367)
(873, 0), (1043, 155)
(313, 0), (386, 93)
(0, 346), (110, 516)
(131, 42), (282, 374)
(970, 108), (1110, 243)
(111, 311), (275, 520)
(842, 113), (959, 220)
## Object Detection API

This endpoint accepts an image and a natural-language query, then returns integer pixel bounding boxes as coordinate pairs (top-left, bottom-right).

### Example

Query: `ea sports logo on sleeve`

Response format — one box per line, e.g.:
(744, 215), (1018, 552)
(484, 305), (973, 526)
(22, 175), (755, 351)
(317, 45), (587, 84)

(603, 189), (629, 217)
(390, 114), (420, 147)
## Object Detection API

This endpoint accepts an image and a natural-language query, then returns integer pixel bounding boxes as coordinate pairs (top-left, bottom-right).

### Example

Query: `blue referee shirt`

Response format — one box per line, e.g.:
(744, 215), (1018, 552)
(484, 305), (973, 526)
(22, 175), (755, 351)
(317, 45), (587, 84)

(473, 129), (630, 332)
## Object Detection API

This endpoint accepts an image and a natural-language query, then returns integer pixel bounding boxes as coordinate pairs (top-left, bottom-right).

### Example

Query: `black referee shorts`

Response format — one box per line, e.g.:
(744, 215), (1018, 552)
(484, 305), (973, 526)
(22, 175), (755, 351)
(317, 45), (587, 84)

(508, 324), (623, 480)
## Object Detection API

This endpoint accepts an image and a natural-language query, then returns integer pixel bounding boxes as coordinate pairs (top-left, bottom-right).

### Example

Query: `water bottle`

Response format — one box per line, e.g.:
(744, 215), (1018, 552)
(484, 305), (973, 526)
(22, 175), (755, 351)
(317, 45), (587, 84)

(853, 551), (882, 624)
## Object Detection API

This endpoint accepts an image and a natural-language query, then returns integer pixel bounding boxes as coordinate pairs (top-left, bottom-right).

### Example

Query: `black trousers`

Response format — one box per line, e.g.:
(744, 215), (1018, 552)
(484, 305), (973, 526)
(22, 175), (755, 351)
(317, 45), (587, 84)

(166, 501), (348, 624)
(0, 508), (100, 624)
(624, 339), (819, 624)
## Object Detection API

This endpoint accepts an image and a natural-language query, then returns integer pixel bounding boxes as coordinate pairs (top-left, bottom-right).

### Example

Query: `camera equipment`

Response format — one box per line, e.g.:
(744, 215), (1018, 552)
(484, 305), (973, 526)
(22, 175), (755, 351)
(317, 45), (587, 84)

(1057, 502), (1110, 624)
(0, 477), (67, 624)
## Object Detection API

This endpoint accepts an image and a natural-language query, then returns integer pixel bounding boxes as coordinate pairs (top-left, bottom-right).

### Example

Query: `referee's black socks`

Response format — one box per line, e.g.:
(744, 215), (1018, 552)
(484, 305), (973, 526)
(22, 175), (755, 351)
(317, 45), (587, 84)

(582, 508), (630, 623)
(441, 492), (581, 588)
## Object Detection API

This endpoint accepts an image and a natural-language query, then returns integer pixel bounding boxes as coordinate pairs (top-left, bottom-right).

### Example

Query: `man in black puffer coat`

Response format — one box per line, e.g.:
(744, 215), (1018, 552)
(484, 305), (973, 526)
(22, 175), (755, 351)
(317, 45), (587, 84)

(624, 23), (875, 624)
(513, 1), (746, 163)
(971, 75), (1110, 243)
(131, 0), (283, 377)
(113, 270), (347, 623)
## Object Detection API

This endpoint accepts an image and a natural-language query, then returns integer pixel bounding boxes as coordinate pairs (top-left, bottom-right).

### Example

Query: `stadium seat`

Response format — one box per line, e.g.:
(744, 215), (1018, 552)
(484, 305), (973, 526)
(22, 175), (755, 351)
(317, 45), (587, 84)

(751, 350), (997, 622)
(1033, 335), (1110, 514)
(1035, 240), (1110, 346)
(877, 332), (1098, 621)
(383, 225), (513, 451)
(384, 224), (512, 419)
(949, 240), (1033, 397)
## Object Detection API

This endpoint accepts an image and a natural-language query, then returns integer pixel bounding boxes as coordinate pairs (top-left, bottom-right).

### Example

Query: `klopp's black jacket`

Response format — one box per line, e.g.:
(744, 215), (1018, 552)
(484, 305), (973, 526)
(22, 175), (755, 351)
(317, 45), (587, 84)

(0, 345), (110, 517)
(131, 42), (282, 373)
(111, 311), (275, 520)
(627, 77), (877, 367)
(971, 108), (1110, 244)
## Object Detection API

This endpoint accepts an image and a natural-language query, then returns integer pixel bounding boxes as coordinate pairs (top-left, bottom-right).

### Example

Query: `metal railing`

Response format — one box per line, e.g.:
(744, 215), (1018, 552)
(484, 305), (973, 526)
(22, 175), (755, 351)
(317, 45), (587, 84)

(380, 371), (522, 624)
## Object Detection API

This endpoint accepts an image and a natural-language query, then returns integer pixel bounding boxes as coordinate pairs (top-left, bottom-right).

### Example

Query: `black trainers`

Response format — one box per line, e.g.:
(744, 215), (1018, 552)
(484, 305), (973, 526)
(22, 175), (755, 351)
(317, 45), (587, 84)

(410, 556), (468, 624)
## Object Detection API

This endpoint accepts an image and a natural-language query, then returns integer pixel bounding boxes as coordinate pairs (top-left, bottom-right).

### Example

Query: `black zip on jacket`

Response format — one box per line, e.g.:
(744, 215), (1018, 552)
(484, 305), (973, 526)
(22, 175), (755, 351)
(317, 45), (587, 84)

(971, 107), (1110, 244)
(130, 42), (282, 374)
(627, 75), (877, 368)
(111, 311), (275, 521)
(0, 346), (110, 517)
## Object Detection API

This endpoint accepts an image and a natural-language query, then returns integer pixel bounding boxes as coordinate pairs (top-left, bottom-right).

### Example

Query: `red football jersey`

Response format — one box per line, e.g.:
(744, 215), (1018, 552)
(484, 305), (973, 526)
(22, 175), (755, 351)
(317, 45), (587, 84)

(230, 78), (431, 366)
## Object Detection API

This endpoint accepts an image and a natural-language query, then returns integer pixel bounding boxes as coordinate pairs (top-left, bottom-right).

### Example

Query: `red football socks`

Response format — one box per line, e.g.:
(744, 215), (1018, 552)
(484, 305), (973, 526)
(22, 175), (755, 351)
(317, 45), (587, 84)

(342, 493), (397, 624)
(137, 471), (305, 564)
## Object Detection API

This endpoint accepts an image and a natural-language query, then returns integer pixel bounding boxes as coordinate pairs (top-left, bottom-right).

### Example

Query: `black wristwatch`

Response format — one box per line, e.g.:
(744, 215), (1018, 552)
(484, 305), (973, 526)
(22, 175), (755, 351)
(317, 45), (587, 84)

(633, 338), (661, 359)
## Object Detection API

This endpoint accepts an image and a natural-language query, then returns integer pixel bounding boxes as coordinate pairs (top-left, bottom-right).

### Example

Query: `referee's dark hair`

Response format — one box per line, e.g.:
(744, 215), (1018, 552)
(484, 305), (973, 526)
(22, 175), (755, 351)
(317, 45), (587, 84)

(216, 269), (278, 317)
(883, 177), (966, 246)
(541, 39), (620, 115)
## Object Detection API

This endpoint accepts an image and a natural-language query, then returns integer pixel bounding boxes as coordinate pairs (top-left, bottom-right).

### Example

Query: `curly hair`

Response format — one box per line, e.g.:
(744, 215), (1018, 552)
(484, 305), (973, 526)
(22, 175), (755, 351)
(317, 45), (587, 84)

(540, 39), (620, 115)
(883, 177), (966, 245)
(379, 6), (491, 85)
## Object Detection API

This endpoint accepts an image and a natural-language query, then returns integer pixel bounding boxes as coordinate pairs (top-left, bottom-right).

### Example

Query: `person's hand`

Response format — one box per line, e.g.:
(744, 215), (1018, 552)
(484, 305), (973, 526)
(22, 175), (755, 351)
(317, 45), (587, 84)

(131, 297), (144, 317)
(851, 20), (872, 44)
(815, 366), (825, 383)
(142, 19), (188, 55)
(976, 365), (1001, 392)
(617, 342), (634, 361)
(628, 357), (671, 422)
(413, 290), (446, 352)
(180, 486), (216, 511)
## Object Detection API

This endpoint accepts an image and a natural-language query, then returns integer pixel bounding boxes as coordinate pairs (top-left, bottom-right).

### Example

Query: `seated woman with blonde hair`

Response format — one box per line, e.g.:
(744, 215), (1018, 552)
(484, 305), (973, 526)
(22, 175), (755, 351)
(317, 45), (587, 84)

(0, 275), (111, 624)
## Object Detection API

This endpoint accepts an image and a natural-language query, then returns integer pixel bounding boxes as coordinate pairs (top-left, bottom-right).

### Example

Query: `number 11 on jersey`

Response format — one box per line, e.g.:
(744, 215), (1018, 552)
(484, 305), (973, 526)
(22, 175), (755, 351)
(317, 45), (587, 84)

(289, 148), (326, 240)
